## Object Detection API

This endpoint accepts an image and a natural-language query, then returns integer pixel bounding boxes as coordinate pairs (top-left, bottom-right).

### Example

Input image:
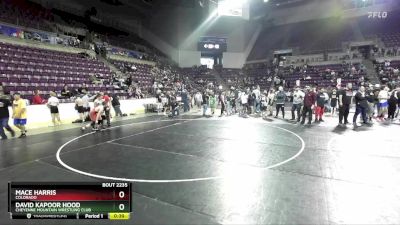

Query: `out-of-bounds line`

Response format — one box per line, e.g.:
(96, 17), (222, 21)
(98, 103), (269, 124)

(56, 118), (306, 183)
(56, 119), (189, 177)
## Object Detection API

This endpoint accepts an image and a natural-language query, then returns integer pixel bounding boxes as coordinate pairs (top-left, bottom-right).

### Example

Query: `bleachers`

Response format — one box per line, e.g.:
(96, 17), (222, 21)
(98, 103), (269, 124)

(0, 38), (369, 102)
(109, 59), (154, 91)
(380, 33), (400, 48)
(0, 42), (113, 100)
(219, 68), (243, 87)
(247, 17), (354, 61)
(374, 60), (400, 84)
(180, 67), (217, 85)
(284, 63), (364, 88)
(242, 63), (273, 91)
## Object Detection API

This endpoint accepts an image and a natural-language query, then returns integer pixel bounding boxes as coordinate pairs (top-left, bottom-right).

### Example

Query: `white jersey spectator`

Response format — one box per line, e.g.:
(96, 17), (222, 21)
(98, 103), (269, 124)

(252, 88), (261, 100)
(378, 88), (389, 104)
(292, 90), (305, 105)
(47, 96), (59, 107)
(47, 92), (61, 126)
(240, 92), (248, 104)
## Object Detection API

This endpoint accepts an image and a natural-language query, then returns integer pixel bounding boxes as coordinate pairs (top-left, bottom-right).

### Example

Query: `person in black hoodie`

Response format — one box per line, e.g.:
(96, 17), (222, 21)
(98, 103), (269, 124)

(274, 86), (286, 119)
(202, 91), (210, 117)
(0, 93), (15, 140)
(338, 83), (353, 125)
(111, 94), (123, 117)
(388, 89), (398, 121)
(218, 91), (226, 117)
(396, 87), (400, 118)
(353, 86), (369, 128)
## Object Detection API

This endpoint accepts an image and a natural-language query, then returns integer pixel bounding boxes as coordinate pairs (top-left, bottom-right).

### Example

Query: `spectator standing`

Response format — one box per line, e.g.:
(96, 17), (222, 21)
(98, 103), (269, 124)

(47, 91), (61, 126)
(253, 85), (261, 113)
(274, 86), (286, 119)
(111, 94), (123, 117)
(330, 88), (338, 116)
(194, 92), (203, 110)
(260, 91), (268, 118)
(226, 91), (232, 116)
(32, 90), (45, 105)
(218, 91), (226, 117)
(209, 92), (217, 116)
(353, 86), (369, 128)
(366, 86), (376, 121)
(396, 87), (400, 118)
(266, 89), (275, 117)
(181, 90), (190, 112)
(12, 93), (27, 138)
(230, 89), (237, 114)
(315, 89), (326, 122)
(202, 91), (209, 117)
(0, 93), (15, 140)
(301, 86), (316, 125)
(388, 89), (397, 121)
(377, 86), (389, 121)
(248, 89), (255, 114)
(239, 90), (249, 117)
(338, 83), (353, 125)
(291, 87), (304, 122)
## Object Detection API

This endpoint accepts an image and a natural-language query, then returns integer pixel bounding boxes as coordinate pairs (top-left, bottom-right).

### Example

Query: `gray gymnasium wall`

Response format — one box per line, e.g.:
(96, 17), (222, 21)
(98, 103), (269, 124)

(175, 15), (259, 68)
(261, 0), (399, 26)
(142, 5), (260, 68)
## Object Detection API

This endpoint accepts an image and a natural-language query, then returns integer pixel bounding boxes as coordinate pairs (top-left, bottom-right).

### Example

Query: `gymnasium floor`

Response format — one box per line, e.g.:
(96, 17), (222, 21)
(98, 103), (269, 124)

(1, 113), (400, 225)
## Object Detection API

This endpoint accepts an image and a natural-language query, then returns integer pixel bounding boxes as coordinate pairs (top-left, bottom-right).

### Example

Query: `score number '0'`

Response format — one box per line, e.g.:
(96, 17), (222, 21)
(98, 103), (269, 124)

(119, 191), (125, 211)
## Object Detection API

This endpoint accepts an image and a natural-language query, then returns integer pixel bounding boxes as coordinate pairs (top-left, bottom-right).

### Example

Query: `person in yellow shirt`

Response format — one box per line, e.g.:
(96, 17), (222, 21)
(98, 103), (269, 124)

(12, 93), (27, 138)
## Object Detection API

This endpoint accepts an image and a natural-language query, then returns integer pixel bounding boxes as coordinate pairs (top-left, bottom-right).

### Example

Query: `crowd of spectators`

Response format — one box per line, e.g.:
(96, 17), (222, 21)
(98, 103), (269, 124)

(375, 59), (400, 88)
(370, 46), (400, 58)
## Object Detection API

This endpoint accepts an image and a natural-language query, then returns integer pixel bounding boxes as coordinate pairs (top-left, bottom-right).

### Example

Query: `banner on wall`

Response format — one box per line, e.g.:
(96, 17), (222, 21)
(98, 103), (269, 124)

(0, 23), (79, 47)
(0, 24), (24, 38)
(96, 42), (143, 59)
(23, 30), (50, 43)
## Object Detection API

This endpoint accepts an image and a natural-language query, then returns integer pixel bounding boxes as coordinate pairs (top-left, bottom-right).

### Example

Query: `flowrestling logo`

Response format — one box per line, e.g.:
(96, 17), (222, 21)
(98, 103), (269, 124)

(368, 11), (388, 19)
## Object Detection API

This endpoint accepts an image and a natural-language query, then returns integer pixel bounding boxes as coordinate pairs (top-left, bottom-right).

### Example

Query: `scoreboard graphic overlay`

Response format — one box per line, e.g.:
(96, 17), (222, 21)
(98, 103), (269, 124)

(8, 182), (132, 220)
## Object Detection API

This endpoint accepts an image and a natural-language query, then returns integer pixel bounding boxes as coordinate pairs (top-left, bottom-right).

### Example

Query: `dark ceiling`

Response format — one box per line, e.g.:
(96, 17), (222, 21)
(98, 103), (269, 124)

(68, 0), (201, 21)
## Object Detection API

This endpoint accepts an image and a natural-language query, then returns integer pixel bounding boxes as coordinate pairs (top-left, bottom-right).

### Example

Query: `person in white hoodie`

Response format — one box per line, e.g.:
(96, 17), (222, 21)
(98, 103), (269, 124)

(377, 86), (389, 121)
(239, 90), (249, 117)
(291, 87), (305, 122)
(194, 92), (203, 111)
(266, 89), (275, 117)
(47, 91), (61, 126)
